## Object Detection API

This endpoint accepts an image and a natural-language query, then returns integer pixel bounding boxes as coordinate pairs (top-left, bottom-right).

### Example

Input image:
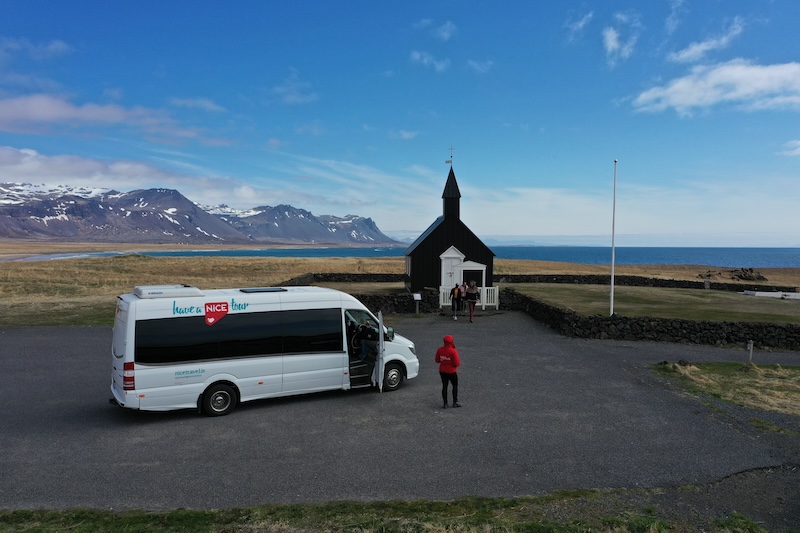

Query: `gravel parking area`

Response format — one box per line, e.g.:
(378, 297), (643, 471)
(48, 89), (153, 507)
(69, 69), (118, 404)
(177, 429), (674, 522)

(1, 311), (798, 529)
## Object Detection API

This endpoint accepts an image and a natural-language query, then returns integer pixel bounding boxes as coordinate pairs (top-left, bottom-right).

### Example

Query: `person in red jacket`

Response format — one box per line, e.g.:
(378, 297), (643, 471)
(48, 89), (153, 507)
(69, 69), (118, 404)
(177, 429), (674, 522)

(435, 334), (461, 408)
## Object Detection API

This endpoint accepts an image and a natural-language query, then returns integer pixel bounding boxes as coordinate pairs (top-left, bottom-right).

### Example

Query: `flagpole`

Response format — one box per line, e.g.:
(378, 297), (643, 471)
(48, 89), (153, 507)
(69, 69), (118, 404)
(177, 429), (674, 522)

(610, 159), (618, 316)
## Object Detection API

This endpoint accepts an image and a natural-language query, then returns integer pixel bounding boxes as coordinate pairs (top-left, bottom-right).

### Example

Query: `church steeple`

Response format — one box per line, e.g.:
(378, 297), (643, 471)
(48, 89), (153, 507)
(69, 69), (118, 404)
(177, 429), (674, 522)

(442, 166), (461, 220)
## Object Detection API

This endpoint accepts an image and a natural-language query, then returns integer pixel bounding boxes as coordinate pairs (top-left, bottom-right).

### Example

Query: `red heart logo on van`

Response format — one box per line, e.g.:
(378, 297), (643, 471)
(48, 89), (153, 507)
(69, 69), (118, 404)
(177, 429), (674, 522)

(204, 302), (229, 326)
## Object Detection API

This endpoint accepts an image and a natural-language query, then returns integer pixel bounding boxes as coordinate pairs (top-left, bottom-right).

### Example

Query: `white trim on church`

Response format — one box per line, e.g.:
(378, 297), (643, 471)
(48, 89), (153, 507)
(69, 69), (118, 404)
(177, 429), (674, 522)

(438, 245), (498, 310)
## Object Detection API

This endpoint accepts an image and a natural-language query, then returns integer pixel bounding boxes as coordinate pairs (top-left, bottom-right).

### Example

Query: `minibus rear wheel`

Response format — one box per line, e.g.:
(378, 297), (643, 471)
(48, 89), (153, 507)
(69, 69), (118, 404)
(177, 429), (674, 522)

(383, 363), (404, 391)
(202, 383), (237, 416)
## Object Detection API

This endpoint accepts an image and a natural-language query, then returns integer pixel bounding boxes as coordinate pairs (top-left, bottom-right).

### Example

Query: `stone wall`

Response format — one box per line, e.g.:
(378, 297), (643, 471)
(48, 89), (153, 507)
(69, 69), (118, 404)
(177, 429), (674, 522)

(278, 272), (800, 350)
(500, 287), (800, 351)
(284, 272), (798, 293)
(354, 288), (441, 315)
(495, 274), (798, 293)
(281, 273), (405, 285)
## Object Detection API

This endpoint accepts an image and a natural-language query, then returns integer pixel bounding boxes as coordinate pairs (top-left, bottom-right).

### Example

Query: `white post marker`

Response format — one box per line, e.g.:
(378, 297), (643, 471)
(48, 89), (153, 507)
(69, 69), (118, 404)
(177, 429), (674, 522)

(610, 158), (618, 317)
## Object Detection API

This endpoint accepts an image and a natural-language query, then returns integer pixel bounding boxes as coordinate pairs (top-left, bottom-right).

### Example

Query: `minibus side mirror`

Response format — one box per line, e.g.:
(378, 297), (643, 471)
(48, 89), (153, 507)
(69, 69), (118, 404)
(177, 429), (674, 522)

(385, 326), (395, 341)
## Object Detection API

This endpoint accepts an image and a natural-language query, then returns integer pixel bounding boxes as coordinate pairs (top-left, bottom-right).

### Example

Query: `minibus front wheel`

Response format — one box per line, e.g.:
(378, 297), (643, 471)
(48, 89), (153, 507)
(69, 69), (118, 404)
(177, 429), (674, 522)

(383, 363), (404, 391)
(202, 383), (237, 416)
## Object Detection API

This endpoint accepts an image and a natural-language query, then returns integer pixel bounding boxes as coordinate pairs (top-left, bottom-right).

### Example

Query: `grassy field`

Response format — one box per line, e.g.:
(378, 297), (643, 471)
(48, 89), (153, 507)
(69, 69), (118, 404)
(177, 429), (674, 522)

(2, 244), (799, 326)
(0, 254), (405, 326)
(514, 283), (800, 324)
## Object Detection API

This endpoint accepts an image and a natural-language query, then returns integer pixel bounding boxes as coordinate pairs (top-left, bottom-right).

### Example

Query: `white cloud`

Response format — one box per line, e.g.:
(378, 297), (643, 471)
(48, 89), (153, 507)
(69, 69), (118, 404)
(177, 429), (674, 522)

(633, 59), (800, 115)
(665, 0), (685, 35)
(266, 137), (285, 150)
(0, 146), (186, 187)
(0, 93), (202, 139)
(412, 19), (456, 41)
(0, 145), (265, 209)
(0, 71), (62, 92)
(412, 19), (433, 30)
(102, 87), (124, 101)
(410, 50), (450, 72)
(452, 177), (800, 247)
(564, 11), (593, 41)
(273, 69), (318, 105)
(0, 37), (73, 63)
(602, 11), (641, 67)
(668, 16), (744, 63)
(294, 121), (325, 136)
(435, 21), (457, 42)
(0, 37), (72, 92)
(779, 140), (800, 156)
(170, 97), (226, 112)
(0, 93), (148, 126)
(467, 59), (494, 74)
(390, 130), (420, 140)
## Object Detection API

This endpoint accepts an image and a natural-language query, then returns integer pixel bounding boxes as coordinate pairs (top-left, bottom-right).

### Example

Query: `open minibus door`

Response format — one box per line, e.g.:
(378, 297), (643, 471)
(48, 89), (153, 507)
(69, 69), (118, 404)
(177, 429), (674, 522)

(372, 311), (386, 392)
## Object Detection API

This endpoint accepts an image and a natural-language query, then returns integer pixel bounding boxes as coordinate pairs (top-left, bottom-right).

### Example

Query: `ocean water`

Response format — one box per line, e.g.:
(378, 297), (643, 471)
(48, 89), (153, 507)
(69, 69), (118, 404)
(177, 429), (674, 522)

(492, 246), (800, 268)
(22, 246), (800, 268)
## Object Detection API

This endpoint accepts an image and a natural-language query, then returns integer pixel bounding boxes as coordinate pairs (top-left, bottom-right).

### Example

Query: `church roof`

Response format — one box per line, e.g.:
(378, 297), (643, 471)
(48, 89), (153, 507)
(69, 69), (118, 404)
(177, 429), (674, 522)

(404, 164), (494, 258)
(442, 166), (461, 199)
(404, 216), (443, 255)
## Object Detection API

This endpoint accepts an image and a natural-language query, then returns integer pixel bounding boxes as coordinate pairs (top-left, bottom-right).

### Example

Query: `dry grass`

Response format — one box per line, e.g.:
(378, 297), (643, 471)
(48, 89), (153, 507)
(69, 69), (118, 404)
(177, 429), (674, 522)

(0, 254), (403, 296)
(2, 242), (799, 327)
(0, 254), (405, 325)
(660, 362), (800, 417)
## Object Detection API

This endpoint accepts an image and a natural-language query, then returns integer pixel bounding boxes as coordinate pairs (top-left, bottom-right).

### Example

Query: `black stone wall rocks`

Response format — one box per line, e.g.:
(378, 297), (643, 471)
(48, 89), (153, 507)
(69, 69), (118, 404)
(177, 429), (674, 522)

(494, 274), (797, 293)
(277, 272), (800, 350)
(500, 287), (800, 351)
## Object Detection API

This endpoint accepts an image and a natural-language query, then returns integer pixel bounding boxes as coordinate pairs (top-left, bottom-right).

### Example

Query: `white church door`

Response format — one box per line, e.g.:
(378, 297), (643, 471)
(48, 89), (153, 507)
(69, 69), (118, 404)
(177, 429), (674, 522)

(439, 246), (465, 290)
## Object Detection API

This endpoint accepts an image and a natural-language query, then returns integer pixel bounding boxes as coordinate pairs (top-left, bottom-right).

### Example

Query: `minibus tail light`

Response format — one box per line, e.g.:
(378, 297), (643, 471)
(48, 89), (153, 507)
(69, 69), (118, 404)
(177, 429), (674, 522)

(123, 362), (135, 390)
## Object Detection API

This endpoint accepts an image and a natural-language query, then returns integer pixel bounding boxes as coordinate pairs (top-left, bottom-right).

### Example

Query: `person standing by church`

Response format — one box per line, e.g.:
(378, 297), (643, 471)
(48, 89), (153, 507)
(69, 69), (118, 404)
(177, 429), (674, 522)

(449, 283), (460, 320)
(435, 334), (461, 408)
(465, 280), (480, 322)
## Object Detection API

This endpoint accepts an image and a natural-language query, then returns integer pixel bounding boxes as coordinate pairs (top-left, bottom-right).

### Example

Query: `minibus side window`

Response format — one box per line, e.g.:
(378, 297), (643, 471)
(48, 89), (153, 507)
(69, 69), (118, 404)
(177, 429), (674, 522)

(135, 308), (342, 364)
(136, 316), (222, 363)
(282, 308), (343, 354)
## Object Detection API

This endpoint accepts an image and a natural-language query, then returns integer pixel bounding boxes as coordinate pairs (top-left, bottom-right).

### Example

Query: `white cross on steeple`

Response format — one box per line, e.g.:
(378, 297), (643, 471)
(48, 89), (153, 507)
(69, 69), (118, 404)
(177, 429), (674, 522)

(445, 145), (455, 166)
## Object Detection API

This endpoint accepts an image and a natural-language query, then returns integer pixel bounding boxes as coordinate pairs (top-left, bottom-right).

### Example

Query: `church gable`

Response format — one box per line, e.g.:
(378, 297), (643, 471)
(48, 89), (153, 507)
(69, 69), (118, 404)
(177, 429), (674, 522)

(404, 164), (495, 292)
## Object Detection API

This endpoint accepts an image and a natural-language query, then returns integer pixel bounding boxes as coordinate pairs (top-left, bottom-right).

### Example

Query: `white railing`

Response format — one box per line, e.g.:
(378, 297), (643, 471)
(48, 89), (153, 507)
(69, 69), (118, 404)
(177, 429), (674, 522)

(438, 286), (499, 310)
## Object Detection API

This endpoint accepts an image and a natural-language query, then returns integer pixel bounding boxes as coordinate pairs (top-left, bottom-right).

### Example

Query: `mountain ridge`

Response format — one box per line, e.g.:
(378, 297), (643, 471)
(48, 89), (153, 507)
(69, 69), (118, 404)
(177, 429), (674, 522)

(0, 183), (400, 246)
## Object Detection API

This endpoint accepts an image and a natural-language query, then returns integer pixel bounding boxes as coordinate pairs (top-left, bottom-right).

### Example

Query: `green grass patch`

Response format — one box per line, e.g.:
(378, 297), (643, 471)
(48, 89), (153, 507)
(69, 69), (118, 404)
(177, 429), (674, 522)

(513, 284), (800, 324)
(747, 417), (798, 435)
(0, 493), (732, 532)
(712, 512), (768, 532)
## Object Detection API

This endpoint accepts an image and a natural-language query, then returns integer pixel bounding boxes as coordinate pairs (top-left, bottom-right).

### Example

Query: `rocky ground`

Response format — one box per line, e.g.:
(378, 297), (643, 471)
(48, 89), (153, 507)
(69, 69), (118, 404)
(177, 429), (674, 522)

(533, 464), (798, 531)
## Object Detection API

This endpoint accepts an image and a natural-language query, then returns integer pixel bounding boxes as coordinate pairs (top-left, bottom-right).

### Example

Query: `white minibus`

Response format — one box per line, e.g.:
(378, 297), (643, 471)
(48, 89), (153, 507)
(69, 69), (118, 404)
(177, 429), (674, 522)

(110, 285), (419, 416)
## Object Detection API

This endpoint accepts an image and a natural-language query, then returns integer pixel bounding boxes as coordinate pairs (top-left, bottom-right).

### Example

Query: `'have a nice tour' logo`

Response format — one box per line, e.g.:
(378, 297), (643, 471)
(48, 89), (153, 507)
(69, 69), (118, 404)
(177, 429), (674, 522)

(205, 302), (228, 326)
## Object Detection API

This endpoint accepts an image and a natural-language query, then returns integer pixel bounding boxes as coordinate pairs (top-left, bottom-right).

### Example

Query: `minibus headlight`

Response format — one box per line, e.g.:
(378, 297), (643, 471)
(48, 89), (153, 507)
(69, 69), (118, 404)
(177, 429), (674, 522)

(409, 345), (416, 356)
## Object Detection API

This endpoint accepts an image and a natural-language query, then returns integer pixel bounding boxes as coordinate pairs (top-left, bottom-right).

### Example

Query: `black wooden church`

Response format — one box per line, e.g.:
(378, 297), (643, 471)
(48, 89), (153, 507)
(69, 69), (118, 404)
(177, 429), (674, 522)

(404, 166), (495, 292)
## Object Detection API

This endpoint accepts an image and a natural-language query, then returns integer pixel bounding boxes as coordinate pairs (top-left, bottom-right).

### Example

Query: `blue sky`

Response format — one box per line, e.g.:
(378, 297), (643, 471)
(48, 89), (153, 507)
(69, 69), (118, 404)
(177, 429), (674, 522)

(1, 1), (799, 246)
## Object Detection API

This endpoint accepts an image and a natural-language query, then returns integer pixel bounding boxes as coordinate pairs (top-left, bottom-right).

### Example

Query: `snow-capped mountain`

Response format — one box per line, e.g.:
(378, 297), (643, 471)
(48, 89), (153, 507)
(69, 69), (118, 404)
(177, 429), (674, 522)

(0, 183), (400, 245)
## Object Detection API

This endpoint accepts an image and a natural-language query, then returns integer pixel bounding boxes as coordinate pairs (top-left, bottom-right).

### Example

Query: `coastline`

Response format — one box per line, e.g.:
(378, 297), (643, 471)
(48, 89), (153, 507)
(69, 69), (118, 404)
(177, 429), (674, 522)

(0, 239), (404, 262)
(2, 239), (799, 287)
